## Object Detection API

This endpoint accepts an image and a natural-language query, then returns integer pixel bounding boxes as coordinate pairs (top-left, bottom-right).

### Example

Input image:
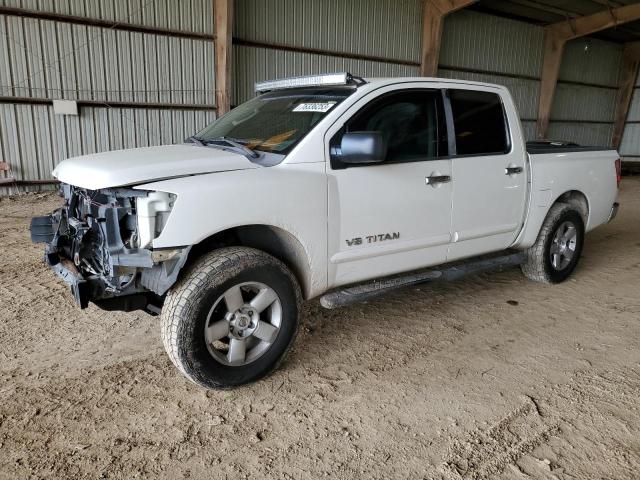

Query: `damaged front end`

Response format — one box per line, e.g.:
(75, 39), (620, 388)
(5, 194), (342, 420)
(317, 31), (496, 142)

(30, 184), (189, 315)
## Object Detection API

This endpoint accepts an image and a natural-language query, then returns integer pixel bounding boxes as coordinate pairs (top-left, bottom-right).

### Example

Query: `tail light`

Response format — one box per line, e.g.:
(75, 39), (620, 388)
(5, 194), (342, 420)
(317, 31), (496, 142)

(615, 158), (622, 189)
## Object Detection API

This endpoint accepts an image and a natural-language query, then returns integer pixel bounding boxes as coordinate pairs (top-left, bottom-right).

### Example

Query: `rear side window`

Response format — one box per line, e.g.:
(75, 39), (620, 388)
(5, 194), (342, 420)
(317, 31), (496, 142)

(448, 90), (510, 156)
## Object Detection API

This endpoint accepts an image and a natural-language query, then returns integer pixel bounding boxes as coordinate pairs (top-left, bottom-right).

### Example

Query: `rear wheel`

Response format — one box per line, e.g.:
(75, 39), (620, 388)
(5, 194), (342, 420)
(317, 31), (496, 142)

(521, 203), (585, 284)
(161, 247), (301, 389)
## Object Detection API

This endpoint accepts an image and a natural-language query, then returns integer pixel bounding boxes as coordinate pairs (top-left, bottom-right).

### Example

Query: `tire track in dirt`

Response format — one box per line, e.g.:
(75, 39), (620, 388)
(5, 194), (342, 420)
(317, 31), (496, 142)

(442, 398), (559, 479)
(441, 368), (640, 480)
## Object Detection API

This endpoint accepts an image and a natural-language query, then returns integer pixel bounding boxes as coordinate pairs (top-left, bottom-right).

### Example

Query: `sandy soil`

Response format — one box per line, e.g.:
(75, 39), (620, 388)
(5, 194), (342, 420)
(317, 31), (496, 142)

(1, 179), (639, 480)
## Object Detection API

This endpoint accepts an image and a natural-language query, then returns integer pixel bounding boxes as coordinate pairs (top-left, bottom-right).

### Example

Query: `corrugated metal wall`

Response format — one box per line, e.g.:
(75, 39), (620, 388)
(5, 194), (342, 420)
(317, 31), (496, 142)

(0, 104), (213, 176)
(234, 0), (421, 62)
(233, 0), (422, 105)
(620, 72), (640, 162)
(0, 1), (216, 191)
(0, 0), (214, 33)
(549, 37), (621, 147)
(0, 15), (215, 103)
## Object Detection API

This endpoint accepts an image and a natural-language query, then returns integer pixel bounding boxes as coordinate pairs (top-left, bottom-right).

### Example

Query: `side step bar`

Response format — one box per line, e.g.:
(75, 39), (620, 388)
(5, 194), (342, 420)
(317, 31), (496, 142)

(319, 252), (525, 309)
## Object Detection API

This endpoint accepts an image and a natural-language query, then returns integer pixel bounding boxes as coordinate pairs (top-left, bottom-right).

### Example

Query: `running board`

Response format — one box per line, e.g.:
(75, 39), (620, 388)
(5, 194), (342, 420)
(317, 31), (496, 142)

(319, 252), (525, 309)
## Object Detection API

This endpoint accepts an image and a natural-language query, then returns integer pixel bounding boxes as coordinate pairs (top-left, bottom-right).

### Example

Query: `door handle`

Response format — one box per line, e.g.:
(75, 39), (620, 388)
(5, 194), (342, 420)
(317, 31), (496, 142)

(425, 175), (451, 185)
(505, 166), (523, 175)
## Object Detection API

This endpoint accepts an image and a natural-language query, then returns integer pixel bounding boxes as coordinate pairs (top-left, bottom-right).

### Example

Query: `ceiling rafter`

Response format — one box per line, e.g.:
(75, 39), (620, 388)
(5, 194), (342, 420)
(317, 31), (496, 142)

(537, 1), (640, 138)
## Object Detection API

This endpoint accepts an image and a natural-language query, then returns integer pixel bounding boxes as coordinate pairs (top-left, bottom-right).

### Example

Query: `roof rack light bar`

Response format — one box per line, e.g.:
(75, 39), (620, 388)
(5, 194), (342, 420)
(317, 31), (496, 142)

(255, 72), (354, 93)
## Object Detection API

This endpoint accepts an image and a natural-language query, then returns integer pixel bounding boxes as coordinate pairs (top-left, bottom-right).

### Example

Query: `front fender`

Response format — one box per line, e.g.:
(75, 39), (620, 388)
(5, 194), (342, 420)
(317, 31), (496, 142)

(135, 164), (328, 298)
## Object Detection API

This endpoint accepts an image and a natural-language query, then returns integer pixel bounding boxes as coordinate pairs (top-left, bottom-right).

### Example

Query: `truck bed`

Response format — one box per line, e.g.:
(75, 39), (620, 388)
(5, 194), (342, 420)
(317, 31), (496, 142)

(526, 140), (612, 155)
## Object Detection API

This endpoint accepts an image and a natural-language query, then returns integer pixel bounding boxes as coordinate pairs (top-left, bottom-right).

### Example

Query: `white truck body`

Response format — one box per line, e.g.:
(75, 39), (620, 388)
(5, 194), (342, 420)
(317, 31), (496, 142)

(51, 77), (619, 299)
(34, 73), (621, 388)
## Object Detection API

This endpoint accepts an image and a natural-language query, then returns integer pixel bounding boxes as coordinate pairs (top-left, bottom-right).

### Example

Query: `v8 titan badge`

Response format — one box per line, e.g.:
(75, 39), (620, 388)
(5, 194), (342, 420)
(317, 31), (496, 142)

(346, 232), (400, 247)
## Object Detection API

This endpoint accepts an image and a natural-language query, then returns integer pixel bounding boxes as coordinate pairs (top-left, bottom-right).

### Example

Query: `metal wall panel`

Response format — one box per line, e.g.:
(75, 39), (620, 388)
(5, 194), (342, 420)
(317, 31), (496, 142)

(0, 0), (214, 34)
(621, 87), (640, 157)
(440, 10), (544, 77)
(559, 37), (622, 87)
(553, 39), (621, 148)
(627, 69), (640, 159)
(547, 38), (632, 151)
(547, 122), (614, 147)
(233, 45), (419, 105)
(1, 3), (217, 187)
(235, 0), (422, 63)
(620, 124), (640, 158)
(0, 103), (215, 182)
(0, 15), (215, 104)
(551, 83), (616, 122)
(626, 87), (640, 122)
(520, 121), (536, 141)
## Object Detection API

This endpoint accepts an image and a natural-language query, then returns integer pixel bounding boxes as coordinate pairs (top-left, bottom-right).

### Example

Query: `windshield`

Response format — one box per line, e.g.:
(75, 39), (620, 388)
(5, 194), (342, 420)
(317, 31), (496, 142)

(194, 86), (355, 155)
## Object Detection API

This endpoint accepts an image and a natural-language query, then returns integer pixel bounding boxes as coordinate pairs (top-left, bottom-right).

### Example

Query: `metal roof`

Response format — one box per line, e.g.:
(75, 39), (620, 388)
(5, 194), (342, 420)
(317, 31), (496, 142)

(473, 0), (640, 43)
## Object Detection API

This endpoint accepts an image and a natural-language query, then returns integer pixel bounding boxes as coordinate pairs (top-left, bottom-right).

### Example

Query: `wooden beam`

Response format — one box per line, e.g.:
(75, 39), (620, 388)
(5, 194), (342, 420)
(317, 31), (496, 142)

(536, 31), (567, 139)
(550, 3), (640, 40)
(420, 0), (478, 77)
(537, 2), (640, 139)
(214, 0), (233, 115)
(612, 42), (640, 149)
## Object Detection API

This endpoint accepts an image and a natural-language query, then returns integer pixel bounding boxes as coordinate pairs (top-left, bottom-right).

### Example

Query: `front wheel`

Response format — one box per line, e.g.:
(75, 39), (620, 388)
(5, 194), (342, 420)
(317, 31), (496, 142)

(521, 203), (585, 284)
(161, 247), (302, 389)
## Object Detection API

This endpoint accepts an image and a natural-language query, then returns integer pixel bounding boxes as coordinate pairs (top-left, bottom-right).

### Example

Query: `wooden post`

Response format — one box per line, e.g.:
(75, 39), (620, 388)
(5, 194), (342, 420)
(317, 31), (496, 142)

(420, 0), (478, 77)
(214, 0), (233, 115)
(612, 42), (640, 149)
(536, 31), (566, 140)
(421, 1), (444, 77)
(536, 2), (640, 139)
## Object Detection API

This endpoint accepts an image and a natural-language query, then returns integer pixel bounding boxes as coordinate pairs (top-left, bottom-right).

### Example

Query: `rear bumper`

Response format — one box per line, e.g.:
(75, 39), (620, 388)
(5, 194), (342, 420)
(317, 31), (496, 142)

(608, 202), (620, 223)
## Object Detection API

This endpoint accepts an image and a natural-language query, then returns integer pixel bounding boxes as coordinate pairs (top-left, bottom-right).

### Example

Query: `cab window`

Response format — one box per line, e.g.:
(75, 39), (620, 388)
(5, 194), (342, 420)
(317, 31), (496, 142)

(332, 89), (448, 167)
(448, 89), (510, 156)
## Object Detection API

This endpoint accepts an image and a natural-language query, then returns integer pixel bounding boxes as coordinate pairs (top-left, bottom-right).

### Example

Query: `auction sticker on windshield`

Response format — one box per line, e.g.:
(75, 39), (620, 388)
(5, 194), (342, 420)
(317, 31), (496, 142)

(292, 102), (336, 113)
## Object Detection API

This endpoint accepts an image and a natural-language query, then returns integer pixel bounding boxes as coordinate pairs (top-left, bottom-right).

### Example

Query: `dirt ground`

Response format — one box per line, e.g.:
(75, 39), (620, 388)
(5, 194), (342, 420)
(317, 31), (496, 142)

(1, 179), (639, 480)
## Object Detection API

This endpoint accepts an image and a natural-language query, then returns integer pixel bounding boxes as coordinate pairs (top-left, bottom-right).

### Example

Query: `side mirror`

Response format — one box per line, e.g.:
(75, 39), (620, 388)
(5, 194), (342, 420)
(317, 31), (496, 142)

(339, 131), (387, 164)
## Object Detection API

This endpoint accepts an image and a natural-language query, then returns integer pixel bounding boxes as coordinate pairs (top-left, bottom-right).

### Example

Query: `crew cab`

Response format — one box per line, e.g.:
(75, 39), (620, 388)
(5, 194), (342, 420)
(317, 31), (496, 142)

(31, 73), (621, 389)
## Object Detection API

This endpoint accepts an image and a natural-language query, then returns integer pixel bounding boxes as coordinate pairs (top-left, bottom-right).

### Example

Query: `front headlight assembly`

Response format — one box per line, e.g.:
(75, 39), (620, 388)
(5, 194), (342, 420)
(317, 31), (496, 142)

(136, 191), (176, 248)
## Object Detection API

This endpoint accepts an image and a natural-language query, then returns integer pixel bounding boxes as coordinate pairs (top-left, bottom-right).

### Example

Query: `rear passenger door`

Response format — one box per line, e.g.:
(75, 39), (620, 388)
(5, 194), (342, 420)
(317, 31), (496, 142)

(446, 88), (528, 261)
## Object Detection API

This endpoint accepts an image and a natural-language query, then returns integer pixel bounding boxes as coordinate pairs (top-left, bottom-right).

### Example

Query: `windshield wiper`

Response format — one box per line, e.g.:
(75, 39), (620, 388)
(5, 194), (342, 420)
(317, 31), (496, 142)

(184, 135), (205, 147)
(205, 136), (260, 159)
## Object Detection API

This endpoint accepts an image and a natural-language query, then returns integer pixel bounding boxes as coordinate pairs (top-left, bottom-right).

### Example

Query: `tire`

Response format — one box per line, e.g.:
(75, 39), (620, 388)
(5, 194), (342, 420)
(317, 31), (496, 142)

(521, 203), (585, 284)
(161, 247), (302, 389)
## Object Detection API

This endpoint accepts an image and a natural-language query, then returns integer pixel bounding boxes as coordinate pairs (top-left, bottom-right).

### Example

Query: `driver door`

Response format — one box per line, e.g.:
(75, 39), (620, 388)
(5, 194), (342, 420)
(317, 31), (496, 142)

(326, 86), (453, 288)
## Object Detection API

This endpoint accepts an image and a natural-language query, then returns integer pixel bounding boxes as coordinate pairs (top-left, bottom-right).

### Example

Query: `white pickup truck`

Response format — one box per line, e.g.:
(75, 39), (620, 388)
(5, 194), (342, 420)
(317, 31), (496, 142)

(31, 73), (620, 389)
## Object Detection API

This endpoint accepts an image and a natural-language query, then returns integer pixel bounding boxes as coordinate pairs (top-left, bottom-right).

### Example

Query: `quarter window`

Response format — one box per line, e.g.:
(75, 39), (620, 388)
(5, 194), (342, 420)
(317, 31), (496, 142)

(448, 90), (510, 156)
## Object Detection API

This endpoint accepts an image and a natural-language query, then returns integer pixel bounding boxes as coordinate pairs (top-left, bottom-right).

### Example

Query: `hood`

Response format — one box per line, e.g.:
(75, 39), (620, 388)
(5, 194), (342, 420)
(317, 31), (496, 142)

(53, 144), (260, 190)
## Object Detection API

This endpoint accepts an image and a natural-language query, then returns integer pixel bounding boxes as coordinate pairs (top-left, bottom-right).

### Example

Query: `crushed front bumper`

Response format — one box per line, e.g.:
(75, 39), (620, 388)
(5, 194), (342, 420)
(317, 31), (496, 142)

(30, 186), (189, 314)
(52, 257), (91, 309)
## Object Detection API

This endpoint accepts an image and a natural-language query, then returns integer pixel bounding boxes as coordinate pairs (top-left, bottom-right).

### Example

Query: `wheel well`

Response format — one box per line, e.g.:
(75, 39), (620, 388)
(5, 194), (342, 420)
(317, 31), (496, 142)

(187, 225), (313, 299)
(556, 190), (589, 226)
